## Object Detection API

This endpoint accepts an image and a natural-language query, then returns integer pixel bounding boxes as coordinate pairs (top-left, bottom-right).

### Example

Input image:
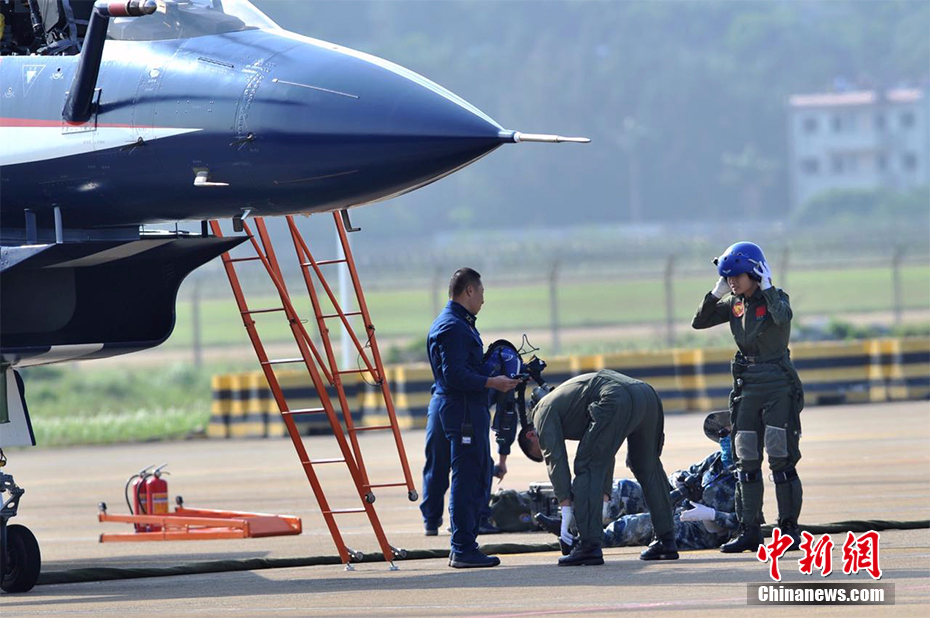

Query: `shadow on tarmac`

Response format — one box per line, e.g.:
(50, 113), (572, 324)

(8, 553), (924, 609)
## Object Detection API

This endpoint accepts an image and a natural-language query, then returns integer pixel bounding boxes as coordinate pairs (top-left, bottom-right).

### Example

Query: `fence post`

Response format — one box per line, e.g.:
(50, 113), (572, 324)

(664, 254), (676, 346)
(431, 265), (443, 319)
(779, 246), (790, 290)
(192, 276), (202, 368)
(892, 246), (904, 326)
(549, 259), (561, 354)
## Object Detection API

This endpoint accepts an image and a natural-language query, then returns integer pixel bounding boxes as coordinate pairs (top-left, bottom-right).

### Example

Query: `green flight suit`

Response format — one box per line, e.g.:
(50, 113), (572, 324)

(692, 287), (804, 529)
(532, 370), (674, 545)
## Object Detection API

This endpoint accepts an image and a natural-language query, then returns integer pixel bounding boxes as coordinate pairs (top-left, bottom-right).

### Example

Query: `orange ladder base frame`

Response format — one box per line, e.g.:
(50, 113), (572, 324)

(98, 507), (302, 543)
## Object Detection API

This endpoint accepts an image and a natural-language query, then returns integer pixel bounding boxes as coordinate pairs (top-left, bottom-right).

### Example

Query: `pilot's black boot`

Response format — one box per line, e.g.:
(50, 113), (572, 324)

(778, 520), (802, 552)
(774, 467), (803, 551)
(720, 524), (764, 554)
(723, 469), (765, 554)
(558, 540), (604, 566)
(640, 531), (679, 561)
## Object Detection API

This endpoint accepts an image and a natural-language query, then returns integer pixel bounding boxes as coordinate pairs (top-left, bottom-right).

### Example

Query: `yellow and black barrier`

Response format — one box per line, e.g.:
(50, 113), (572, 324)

(210, 337), (930, 437)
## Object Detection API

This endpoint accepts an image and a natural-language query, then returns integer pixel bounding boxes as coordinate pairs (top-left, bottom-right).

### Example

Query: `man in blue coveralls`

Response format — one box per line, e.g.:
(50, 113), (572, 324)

(420, 268), (520, 568)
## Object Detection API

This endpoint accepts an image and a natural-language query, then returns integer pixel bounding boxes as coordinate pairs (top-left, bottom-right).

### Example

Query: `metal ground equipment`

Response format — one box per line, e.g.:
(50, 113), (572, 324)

(97, 504), (302, 543)
(96, 464), (302, 542)
(210, 211), (416, 569)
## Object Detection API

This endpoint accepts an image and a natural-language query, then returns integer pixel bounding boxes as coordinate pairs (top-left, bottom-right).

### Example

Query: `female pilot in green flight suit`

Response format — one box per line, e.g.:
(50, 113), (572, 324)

(691, 242), (805, 553)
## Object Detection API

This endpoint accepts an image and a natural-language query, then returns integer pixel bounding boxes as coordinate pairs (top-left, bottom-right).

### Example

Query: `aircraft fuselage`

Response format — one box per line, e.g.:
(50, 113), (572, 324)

(0, 27), (507, 238)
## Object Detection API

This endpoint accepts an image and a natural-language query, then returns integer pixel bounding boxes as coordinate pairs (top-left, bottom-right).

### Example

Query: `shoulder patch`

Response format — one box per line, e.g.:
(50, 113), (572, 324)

(732, 300), (745, 318)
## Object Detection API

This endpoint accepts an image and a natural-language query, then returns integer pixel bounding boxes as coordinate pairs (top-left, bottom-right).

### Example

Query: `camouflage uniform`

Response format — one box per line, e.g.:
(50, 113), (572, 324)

(603, 451), (738, 550)
(692, 287), (804, 533)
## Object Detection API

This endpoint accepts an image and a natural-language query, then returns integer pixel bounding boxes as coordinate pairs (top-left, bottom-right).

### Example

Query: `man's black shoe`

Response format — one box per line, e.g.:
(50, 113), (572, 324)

(449, 550), (501, 568)
(558, 538), (574, 556)
(424, 527), (438, 537)
(640, 532), (679, 561)
(558, 541), (604, 566)
(533, 512), (562, 536)
(477, 519), (501, 535)
(720, 524), (764, 554)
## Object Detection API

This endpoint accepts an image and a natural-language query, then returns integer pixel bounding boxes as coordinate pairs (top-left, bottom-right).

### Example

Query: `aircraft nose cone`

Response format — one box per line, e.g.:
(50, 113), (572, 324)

(253, 35), (507, 206)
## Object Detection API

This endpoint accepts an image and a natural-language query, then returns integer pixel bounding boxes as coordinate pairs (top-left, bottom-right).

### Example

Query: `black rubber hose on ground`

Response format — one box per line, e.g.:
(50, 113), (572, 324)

(37, 519), (928, 586)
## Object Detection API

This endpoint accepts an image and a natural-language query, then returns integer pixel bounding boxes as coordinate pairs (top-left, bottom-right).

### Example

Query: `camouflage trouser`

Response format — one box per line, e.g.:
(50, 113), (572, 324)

(602, 511), (729, 550)
(603, 478), (646, 523)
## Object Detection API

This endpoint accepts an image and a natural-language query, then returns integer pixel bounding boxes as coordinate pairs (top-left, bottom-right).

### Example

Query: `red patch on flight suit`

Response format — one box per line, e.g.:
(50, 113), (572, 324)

(756, 305), (767, 320)
(732, 300), (745, 318)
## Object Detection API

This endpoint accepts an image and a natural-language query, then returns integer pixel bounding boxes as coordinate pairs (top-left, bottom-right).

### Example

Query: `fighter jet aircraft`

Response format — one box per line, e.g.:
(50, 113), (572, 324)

(1, 0), (586, 369)
(0, 0), (587, 591)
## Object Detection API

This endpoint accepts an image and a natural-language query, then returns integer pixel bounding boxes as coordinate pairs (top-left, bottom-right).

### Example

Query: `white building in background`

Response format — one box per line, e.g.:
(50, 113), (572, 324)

(787, 88), (930, 209)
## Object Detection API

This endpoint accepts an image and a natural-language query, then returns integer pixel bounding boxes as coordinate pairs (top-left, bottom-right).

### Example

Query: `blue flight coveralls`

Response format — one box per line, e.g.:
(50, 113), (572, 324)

(419, 301), (492, 556)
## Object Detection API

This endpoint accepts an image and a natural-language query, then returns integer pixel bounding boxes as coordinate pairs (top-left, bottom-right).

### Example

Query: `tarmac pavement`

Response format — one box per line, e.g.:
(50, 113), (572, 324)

(2, 400), (928, 617)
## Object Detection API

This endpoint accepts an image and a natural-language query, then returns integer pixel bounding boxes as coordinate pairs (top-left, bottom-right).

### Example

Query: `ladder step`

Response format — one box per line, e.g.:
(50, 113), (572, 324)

(262, 358), (305, 365)
(304, 259), (347, 266)
(321, 311), (363, 319)
(227, 256), (262, 263)
(242, 307), (286, 315)
(324, 508), (367, 514)
(366, 482), (407, 489)
(337, 369), (372, 375)
(352, 425), (393, 432)
(283, 408), (326, 416)
(304, 458), (346, 465)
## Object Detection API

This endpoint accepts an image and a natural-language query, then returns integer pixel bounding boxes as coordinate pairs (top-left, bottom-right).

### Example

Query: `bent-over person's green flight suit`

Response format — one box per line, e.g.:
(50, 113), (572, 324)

(532, 370), (675, 545)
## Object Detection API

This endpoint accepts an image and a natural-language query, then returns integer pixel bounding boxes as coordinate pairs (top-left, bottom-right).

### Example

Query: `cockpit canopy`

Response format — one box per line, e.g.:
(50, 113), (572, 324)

(109, 0), (279, 41)
(0, 0), (279, 56)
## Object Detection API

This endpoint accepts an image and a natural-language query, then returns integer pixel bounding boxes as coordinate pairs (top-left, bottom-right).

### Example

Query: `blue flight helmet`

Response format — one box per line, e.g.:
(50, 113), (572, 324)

(483, 339), (524, 428)
(714, 241), (766, 281)
(483, 339), (524, 380)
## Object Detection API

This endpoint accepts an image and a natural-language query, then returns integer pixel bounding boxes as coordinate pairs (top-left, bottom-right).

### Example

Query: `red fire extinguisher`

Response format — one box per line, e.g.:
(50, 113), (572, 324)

(125, 463), (169, 533)
(145, 465), (170, 532)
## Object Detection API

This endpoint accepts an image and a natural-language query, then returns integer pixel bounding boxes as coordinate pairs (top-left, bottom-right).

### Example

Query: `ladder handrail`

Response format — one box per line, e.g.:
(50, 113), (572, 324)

(285, 216), (372, 487)
(286, 215), (379, 379)
(332, 212), (417, 495)
(285, 213), (416, 498)
(254, 218), (334, 385)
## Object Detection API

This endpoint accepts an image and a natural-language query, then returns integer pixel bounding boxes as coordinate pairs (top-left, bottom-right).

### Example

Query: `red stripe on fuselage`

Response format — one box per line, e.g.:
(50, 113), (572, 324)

(0, 118), (156, 128)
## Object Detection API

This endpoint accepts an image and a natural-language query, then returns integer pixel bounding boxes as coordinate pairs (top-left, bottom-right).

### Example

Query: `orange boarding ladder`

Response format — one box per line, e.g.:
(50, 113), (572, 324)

(209, 218), (405, 570)
(285, 212), (417, 503)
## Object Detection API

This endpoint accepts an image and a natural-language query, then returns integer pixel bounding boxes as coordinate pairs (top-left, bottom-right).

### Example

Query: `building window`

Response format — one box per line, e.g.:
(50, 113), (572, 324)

(900, 112), (915, 129)
(903, 152), (917, 171)
(802, 117), (818, 134)
(847, 153), (859, 173)
(831, 154), (844, 174)
(800, 158), (820, 174)
(832, 115), (843, 132)
(877, 153), (887, 171)
(874, 113), (886, 131)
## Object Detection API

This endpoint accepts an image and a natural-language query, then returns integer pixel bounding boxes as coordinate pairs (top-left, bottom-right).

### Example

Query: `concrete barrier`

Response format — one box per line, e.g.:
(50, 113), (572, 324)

(209, 337), (930, 437)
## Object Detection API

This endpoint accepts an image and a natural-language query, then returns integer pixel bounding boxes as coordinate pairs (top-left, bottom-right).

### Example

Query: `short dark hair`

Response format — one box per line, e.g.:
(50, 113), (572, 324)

(448, 267), (481, 298)
(518, 426), (543, 462)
